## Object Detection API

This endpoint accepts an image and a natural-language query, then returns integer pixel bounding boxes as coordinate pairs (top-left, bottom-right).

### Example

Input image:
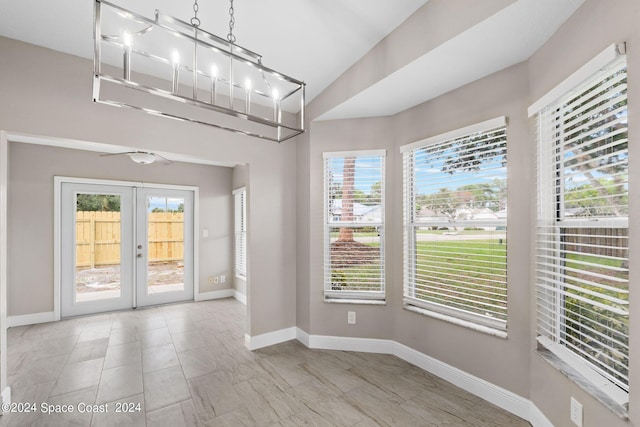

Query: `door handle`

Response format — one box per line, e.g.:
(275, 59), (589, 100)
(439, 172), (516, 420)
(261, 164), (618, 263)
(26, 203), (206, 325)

(137, 253), (143, 258)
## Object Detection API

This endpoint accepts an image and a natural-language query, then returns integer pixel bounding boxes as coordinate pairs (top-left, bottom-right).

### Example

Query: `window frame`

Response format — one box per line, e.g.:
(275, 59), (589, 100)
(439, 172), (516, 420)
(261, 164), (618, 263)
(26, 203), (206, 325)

(233, 187), (247, 279)
(323, 150), (386, 302)
(401, 116), (508, 334)
(531, 46), (629, 405)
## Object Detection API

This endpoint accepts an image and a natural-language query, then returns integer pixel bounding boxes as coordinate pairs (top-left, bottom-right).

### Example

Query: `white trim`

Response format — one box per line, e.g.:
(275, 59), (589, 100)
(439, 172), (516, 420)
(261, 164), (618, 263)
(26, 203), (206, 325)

(400, 116), (506, 153)
(528, 43), (622, 117)
(233, 290), (246, 305)
(244, 328), (552, 425)
(192, 188), (200, 302)
(403, 304), (507, 339)
(323, 149), (387, 158)
(295, 329), (540, 425)
(195, 289), (234, 301)
(245, 327), (297, 350)
(53, 177), (63, 321)
(7, 311), (56, 327)
(2, 387), (10, 407)
(0, 132), (8, 393)
(308, 335), (395, 354)
(296, 328), (310, 347)
(393, 342), (529, 420)
(55, 177), (199, 316)
(55, 176), (199, 192)
(232, 186), (246, 195)
(529, 403), (555, 427)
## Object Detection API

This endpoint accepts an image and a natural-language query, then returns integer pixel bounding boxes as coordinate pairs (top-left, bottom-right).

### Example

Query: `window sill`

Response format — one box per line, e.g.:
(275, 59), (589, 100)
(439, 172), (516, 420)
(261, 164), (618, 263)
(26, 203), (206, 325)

(536, 337), (629, 420)
(324, 298), (386, 306)
(403, 304), (507, 339)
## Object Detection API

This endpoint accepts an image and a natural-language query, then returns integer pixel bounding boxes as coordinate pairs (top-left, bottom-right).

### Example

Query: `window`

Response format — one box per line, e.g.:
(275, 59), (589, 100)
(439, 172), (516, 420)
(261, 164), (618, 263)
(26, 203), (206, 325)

(534, 51), (629, 400)
(233, 187), (246, 278)
(402, 117), (508, 332)
(323, 151), (385, 301)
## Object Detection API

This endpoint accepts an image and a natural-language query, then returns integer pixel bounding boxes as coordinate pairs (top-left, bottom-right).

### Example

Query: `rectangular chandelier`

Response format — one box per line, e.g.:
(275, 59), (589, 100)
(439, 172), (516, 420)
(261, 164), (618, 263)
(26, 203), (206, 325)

(93, 0), (306, 142)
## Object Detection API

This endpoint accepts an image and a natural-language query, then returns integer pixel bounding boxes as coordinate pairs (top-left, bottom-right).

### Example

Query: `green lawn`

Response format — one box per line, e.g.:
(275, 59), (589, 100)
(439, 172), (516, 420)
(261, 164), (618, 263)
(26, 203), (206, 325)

(411, 239), (507, 320)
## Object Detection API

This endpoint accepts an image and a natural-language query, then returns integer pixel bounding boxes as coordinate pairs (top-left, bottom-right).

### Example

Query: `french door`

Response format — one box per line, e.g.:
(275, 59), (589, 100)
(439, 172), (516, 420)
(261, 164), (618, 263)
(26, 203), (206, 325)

(61, 182), (194, 317)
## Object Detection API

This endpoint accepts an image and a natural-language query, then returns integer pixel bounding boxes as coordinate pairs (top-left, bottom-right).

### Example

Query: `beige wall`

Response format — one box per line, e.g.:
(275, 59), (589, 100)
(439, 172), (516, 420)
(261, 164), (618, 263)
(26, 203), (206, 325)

(7, 143), (233, 315)
(0, 36), (296, 336)
(527, 0), (640, 425)
(307, 117), (395, 339)
(298, 0), (640, 426)
(303, 62), (531, 394)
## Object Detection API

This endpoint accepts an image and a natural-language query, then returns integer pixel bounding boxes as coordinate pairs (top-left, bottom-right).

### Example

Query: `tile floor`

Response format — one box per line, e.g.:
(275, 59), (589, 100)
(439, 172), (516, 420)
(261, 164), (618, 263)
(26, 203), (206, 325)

(2, 298), (530, 426)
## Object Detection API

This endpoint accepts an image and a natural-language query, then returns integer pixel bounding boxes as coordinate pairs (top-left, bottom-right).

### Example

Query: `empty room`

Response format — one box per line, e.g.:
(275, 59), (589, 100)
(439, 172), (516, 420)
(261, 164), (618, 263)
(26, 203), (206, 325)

(0, 0), (638, 426)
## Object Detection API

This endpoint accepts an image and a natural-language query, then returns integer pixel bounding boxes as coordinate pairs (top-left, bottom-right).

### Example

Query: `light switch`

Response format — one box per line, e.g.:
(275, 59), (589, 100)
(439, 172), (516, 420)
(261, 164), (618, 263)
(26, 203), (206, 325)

(202, 229), (209, 238)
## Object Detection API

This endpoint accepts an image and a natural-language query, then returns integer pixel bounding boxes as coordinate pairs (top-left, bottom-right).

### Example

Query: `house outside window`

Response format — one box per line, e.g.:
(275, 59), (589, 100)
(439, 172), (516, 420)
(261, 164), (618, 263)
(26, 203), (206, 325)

(323, 150), (385, 302)
(532, 47), (629, 403)
(401, 117), (508, 333)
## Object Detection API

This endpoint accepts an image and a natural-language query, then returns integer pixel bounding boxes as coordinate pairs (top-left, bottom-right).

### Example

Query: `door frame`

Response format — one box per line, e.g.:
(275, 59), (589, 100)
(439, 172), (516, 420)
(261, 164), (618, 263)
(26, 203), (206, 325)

(54, 176), (200, 320)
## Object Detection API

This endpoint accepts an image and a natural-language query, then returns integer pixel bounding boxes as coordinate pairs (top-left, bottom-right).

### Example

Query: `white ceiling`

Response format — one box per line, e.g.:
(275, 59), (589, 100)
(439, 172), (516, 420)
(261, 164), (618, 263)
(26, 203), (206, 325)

(0, 0), (427, 104)
(0, 0), (585, 121)
(317, 0), (586, 121)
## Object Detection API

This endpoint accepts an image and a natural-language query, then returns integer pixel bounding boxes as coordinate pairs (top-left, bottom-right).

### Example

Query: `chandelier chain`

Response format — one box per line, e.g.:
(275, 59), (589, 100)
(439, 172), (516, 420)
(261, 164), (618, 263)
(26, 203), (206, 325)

(191, 0), (201, 27)
(227, 0), (236, 43)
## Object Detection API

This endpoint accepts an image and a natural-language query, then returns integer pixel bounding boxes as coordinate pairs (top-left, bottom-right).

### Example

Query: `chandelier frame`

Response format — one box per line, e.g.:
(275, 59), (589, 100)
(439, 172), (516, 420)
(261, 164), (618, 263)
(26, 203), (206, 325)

(92, 0), (306, 142)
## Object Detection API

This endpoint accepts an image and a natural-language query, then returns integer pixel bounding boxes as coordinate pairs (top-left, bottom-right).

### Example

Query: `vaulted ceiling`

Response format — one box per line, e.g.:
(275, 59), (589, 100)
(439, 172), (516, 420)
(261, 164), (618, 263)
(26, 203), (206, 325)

(0, 0), (585, 120)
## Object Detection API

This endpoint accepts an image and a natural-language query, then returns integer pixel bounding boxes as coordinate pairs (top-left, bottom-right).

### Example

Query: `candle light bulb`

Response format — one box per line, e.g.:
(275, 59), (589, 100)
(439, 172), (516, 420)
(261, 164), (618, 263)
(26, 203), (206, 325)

(210, 64), (218, 104)
(272, 89), (281, 123)
(244, 79), (252, 114)
(123, 31), (132, 49)
(171, 50), (180, 93)
(122, 31), (132, 80)
(171, 50), (180, 65)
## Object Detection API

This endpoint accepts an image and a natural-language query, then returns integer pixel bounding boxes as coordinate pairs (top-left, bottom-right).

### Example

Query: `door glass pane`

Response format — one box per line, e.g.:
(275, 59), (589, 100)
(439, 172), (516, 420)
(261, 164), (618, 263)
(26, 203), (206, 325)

(147, 196), (185, 294)
(75, 193), (122, 302)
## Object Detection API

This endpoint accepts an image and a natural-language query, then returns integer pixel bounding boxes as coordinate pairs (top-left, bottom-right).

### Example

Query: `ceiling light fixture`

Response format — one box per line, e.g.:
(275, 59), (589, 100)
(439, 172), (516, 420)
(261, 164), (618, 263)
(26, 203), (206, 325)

(99, 151), (172, 165)
(92, 0), (306, 142)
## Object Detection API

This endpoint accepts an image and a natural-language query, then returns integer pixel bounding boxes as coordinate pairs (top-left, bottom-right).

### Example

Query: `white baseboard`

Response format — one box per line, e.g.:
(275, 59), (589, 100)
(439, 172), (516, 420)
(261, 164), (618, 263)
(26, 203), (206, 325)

(1, 387), (10, 408)
(393, 342), (530, 420)
(243, 326), (554, 426)
(233, 290), (246, 305)
(7, 311), (56, 327)
(308, 334), (395, 354)
(529, 402), (555, 427)
(195, 289), (234, 301)
(245, 326), (297, 350)
(294, 328), (549, 427)
(295, 328), (310, 347)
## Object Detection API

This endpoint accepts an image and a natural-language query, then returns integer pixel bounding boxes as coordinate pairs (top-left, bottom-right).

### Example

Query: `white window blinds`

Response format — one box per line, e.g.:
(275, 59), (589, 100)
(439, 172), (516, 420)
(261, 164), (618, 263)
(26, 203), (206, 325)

(323, 151), (385, 300)
(402, 117), (508, 331)
(535, 55), (629, 394)
(234, 188), (246, 277)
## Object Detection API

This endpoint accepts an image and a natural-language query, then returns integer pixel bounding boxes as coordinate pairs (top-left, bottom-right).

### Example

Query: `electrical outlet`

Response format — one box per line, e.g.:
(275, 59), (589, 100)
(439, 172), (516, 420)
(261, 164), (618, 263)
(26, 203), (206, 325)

(347, 311), (356, 324)
(220, 275), (226, 283)
(214, 276), (219, 284)
(208, 276), (214, 284)
(570, 397), (583, 427)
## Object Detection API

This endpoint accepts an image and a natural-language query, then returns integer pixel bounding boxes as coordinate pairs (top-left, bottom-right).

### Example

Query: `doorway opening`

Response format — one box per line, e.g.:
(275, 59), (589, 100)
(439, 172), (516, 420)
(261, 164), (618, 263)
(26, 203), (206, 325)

(59, 180), (196, 317)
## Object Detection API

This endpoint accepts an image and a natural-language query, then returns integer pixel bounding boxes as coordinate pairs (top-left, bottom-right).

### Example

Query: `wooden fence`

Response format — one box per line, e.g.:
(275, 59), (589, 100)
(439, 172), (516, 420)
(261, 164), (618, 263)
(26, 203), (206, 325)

(76, 211), (184, 268)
